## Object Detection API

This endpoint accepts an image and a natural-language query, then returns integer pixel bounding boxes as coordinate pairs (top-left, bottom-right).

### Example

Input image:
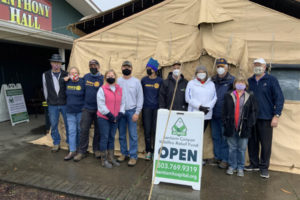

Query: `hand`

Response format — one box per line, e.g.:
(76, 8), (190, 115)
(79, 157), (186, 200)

(271, 116), (279, 127)
(64, 76), (70, 82)
(105, 112), (116, 123)
(116, 112), (124, 121)
(132, 113), (139, 122)
(199, 106), (209, 115)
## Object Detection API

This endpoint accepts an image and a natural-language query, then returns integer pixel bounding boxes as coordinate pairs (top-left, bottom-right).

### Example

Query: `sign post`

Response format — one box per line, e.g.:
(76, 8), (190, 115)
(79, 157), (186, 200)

(2, 84), (29, 126)
(153, 109), (204, 190)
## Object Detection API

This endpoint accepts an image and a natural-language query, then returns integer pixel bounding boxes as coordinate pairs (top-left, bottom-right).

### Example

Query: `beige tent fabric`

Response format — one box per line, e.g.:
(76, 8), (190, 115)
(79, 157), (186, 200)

(32, 0), (300, 174)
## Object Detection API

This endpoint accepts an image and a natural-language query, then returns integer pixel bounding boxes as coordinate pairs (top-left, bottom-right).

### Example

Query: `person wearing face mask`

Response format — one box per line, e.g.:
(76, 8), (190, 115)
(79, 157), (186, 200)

(117, 61), (144, 166)
(97, 69), (125, 168)
(159, 61), (188, 111)
(64, 67), (85, 160)
(211, 58), (235, 169)
(222, 76), (258, 177)
(42, 54), (69, 152)
(73, 59), (104, 162)
(185, 66), (217, 131)
(141, 58), (163, 160)
(246, 58), (284, 179)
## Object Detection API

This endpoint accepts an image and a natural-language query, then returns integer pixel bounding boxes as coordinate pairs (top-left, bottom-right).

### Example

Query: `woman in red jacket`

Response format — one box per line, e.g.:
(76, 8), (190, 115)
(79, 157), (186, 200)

(97, 69), (125, 168)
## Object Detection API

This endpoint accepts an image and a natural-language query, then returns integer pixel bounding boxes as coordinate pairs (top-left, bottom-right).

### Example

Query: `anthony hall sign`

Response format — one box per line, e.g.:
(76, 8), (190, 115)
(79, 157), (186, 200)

(0, 0), (52, 31)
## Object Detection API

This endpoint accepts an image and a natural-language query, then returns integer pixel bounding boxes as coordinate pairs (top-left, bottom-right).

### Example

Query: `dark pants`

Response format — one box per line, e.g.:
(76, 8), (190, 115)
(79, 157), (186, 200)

(44, 106), (50, 131)
(78, 109), (100, 154)
(204, 120), (210, 132)
(248, 119), (273, 170)
(142, 108), (158, 153)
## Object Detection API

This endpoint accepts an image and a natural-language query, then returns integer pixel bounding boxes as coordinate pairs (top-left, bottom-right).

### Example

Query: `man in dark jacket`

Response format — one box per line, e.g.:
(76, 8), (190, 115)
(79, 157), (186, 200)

(246, 58), (284, 179)
(74, 59), (104, 162)
(211, 58), (235, 168)
(159, 61), (188, 111)
(42, 54), (68, 152)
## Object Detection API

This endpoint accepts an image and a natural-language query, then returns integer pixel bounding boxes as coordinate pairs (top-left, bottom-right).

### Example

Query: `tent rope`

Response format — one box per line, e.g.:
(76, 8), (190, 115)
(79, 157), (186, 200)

(147, 63), (183, 200)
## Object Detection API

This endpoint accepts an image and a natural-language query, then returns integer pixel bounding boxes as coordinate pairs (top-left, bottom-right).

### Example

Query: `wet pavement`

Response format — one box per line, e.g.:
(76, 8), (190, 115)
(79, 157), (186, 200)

(0, 115), (300, 200)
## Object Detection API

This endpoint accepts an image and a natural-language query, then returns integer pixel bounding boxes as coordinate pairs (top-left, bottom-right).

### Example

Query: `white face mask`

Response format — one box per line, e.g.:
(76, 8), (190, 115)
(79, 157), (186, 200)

(197, 73), (206, 80)
(254, 66), (264, 75)
(173, 69), (180, 77)
(217, 67), (225, 75)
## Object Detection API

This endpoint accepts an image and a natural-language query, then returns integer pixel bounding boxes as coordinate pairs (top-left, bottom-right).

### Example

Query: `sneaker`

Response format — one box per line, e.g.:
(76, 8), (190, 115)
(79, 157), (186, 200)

(145, 152), (152, 161)
(237, 169), (244, 177)
(117, 154), (127, 162)
(73, 153), (86, 162)
(226, 167), (234, 175)
(51, 145), (60, 152)
(94, 151), (101, 159)
(128, 158), (137, 167)
(260, 169), (270, 179)
(64, 152), (76, 161)
(244, 164), (260, 172)
(218, 161), (228, 169)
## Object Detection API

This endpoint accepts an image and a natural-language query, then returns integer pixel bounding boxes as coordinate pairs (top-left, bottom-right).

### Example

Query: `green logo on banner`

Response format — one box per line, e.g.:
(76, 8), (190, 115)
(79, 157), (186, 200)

(172, 118), (187, 136)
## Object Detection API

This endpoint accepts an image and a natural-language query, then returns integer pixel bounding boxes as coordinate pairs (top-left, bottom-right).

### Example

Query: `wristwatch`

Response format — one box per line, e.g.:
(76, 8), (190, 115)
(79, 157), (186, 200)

(275, 114), (280, 118)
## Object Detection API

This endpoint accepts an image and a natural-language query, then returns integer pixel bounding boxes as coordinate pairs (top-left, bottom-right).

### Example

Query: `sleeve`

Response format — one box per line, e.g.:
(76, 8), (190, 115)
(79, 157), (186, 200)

(222, 93), (229, 124)
(120, 88), (125, 114)
(272, 78), (285, 116)
(135, 80), (144, 115)
(207, 83), (218, 109)
(159, 81), (167, 109)
(97, 87), (110, 115)
(42, 73), (48, 100)
(185, 81), (201, 110)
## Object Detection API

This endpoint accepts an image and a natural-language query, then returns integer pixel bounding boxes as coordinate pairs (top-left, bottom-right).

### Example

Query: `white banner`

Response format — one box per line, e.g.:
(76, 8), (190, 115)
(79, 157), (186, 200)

(153, 109), (204, 190)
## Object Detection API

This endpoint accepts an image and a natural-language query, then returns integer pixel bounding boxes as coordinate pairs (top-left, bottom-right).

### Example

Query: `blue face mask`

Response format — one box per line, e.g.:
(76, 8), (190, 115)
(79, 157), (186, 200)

(235, 83), (246, 90)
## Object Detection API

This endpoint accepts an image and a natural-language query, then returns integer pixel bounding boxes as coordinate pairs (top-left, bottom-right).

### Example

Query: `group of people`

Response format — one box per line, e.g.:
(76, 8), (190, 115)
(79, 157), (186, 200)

(43, 54), (284, 179)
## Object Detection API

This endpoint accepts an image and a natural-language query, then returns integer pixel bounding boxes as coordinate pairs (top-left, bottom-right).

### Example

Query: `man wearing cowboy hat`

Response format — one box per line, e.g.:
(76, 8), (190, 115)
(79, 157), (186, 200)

(42, 54), (69, 152)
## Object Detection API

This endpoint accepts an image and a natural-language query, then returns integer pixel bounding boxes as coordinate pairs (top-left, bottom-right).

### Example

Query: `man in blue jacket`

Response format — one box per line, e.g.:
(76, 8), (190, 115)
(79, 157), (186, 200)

(74, 59), (104, 162)
(211, 58), (235, 168)
(246, 58), (284, 179)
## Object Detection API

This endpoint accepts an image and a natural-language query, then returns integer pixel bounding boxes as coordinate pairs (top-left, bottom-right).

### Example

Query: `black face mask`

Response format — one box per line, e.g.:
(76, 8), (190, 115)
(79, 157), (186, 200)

(106, 77), (115, 84)
(90, 68), (98, 75)
(147, 69), (153, 76)
(122, 69), (131, 76)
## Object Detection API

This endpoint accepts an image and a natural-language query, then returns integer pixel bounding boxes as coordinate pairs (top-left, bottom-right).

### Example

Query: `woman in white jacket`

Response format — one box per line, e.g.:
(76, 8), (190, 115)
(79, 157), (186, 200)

(185, 66), (217, 131)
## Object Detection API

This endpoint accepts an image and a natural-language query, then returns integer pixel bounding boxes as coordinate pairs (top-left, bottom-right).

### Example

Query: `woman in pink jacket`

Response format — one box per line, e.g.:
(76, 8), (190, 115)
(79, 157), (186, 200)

(97, 69), (125, 168)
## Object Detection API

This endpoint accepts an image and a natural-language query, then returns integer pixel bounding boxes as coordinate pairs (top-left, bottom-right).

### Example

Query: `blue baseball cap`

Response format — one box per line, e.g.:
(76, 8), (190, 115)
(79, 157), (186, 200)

(216, 58), (228, 66)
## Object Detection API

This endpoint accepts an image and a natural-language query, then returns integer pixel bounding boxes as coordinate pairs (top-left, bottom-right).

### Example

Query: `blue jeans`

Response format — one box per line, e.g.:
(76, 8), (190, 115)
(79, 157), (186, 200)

(118, 108), (138, 159)
(98, 117), (118, 151)
(227, 132), (248, 170)
(66, 112), (82, 152)
(211, 118), (228, 162)
(48, 105), (69, 145)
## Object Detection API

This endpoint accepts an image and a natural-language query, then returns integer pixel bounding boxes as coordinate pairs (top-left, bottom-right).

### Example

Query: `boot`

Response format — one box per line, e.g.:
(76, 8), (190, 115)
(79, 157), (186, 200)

(108, 150), (120, 167)
(100, 151), (112, 168)
(64, 152), (76, 161)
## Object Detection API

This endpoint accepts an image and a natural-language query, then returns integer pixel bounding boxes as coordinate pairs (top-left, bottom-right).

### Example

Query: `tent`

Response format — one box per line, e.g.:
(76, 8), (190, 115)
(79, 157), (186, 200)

(33, 0), (300, 174)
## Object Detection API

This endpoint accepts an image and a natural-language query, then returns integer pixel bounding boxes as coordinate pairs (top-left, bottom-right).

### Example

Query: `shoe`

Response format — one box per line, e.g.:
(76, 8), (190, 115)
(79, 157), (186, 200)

(226, 167), (234, 175)
(100, 151), (113, 168)
(244, 164), (260, 172)
(145, 152), (152, 161)
(202, 159), (207, 166)
(206, 158), (221, 166)
(64, 152), (76, 161)
(94, 151), (101, 159)
(128, 158), (137, 167)
(260, 169), (270, 179)
(218, 161), (228, 169)
(117, 154), (127, 162)
(51, 145), (60, 152)
(108, 150), (120, 167)
(73, 153), (86, 162)
(237, 169), (244, 177)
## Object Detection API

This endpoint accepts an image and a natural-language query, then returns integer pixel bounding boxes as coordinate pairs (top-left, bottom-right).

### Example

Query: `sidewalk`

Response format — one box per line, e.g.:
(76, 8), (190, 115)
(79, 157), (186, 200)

(0, 115), (299, 200)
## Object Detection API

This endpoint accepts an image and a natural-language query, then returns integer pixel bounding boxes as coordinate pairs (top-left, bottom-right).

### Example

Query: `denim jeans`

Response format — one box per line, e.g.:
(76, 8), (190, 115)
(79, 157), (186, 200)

(78, 109), (100, 154)
(98, 117), (118, 151)
(66, 112), (82, 152)
(227, 131), (248, 170)
(211, 118), (228, 162)
(118, 108), (138, 159)
(142, 108), (157, 153)
(48, 105), (69, 145)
